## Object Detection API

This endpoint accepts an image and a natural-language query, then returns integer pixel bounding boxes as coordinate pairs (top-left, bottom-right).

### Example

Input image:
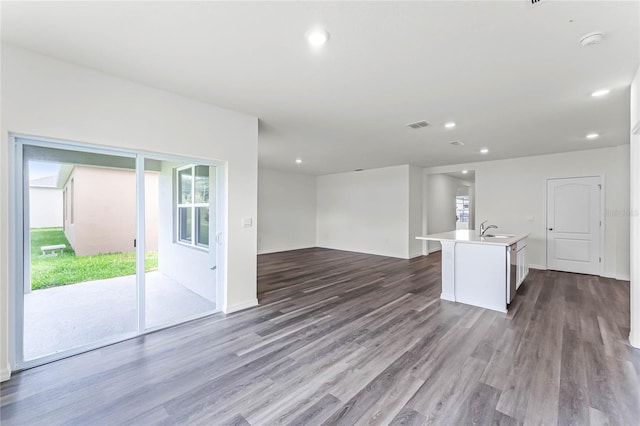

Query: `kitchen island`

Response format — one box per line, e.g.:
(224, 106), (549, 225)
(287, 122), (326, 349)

(416, 230), (529, 313)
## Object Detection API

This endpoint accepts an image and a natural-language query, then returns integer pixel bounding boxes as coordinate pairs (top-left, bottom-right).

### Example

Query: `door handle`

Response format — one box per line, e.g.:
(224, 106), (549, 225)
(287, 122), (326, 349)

(548, 228), (553, 231)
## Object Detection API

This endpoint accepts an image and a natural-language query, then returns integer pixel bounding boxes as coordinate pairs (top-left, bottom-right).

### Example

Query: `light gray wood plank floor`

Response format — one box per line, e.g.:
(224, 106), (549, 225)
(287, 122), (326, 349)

(1, 248), (639, 425)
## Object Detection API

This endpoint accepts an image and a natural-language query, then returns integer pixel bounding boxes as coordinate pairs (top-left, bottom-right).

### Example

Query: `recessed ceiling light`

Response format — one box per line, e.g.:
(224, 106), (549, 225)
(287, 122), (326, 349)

(306, 29), (330, 47)
(591, 89), (610, 97)
(586, 133), (599, 140)
(579, 32), (604, 46)
(295, 158), (303, 164)
(480, 148), (489, 154)
(445, 122), (456, 129)
(462, 170), (469, 174)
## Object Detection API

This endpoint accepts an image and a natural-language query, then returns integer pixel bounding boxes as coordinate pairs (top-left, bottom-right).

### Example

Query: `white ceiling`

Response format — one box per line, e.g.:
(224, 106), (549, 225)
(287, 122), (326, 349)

(443, 170), (476, 182)
(2, 1), (638, 175)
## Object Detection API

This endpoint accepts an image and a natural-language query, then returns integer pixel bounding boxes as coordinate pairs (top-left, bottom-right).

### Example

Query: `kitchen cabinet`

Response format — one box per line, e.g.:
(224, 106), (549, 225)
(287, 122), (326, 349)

(516, 242), (528, 289)
(416, 230), (530, 313)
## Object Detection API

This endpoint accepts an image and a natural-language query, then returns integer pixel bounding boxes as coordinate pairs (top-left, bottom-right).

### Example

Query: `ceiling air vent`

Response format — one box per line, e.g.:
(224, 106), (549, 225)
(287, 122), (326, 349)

(407, 120), (429, 129)
(448, 140), (464, 146)
(531, 0), (542, 4)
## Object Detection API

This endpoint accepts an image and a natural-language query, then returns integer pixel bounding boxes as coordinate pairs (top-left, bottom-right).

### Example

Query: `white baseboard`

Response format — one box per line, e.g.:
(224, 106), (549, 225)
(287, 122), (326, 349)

(223, 298), (259, 314)
(440, 292), (455, 302)
(536, 267), (630, 282)
(602, 272), (631, 281)
(428, 247), (442, 254)
(258, 246), (315, 255)
(1, 362), (11, 382)
(630, 333), (640, 349)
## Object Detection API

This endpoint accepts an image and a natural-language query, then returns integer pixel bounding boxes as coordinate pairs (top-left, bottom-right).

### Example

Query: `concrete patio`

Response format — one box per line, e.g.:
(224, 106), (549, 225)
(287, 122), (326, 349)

(24, 271), (216, 360)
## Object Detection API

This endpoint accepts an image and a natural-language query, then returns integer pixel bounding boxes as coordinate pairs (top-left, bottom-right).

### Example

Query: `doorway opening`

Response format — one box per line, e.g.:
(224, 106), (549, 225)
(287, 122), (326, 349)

(455, 194), (470, 230)
(13, 136), (224, 369)
(426, 170), (475, 252)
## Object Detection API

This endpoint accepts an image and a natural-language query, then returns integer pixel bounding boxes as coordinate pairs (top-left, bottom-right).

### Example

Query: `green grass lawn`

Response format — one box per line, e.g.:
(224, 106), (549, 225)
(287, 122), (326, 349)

(31, 227), (158, 290)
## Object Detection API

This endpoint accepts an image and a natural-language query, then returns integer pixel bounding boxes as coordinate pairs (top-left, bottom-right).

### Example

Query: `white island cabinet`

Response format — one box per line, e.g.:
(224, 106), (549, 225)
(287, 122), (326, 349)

(416, 230), (529, 313)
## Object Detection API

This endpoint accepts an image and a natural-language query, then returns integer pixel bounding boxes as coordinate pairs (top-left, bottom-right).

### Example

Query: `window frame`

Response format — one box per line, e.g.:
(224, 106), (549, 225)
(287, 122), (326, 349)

(175, 164), (210, 250)
(456, 195), (470, 223)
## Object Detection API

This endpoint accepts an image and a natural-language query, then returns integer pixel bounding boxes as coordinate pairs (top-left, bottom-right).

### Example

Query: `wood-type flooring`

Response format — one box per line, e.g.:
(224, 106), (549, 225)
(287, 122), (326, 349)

(1, 248), (639, 425)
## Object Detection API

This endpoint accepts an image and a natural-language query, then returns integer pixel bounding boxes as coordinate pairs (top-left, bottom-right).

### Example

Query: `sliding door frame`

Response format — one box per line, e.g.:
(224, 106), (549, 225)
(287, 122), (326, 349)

(10, 133), (226, 371)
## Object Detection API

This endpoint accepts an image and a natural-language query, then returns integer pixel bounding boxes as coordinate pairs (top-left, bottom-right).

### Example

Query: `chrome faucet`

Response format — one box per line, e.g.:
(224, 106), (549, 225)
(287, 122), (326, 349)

(480, 220), (498, 236)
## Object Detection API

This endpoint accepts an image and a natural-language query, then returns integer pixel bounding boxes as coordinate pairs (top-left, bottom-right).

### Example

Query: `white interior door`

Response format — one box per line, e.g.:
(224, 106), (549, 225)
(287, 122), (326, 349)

(547, 176), (601, 275)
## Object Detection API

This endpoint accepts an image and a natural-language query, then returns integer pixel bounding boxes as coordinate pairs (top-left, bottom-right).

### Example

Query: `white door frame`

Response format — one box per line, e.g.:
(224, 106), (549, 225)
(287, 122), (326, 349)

(9, 133), (227, 371)
(545, 174), (605, 276)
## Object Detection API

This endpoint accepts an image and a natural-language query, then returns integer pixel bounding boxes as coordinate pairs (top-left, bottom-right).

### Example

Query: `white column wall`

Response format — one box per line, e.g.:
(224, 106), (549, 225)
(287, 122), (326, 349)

(316, 165), (411, 259)
(408, 166), (424, 258)
(630, 64), (640, 348)
(257, 168), (316, 254)
(0, 45), (259, 381)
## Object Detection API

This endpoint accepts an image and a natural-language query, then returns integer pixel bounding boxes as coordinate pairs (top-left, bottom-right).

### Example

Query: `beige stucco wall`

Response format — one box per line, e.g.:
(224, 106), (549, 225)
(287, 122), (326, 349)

(29, 187), (63, 229)
(63, 166), (158, 256)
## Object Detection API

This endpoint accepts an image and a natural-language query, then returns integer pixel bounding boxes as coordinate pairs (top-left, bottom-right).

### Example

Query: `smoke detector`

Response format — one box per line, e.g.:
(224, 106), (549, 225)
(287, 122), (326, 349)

(406, 120), (429, 129)
(579, 32), (604, 46)
(448, 140), (464, 146)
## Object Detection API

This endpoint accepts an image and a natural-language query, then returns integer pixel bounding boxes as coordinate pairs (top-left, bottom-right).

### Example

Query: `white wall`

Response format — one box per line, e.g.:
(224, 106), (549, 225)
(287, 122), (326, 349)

(158, 162), (215, 302)
(29, 187), (63, 228)
(630, 64), (640, 348)
(257, 168), (316, 254)
(0, 45), (258, 381)
(317, 165), (413, 259)
(426, 174), (473, 253)
(408, 166), (424, 258)
(426, 146), (630, 278)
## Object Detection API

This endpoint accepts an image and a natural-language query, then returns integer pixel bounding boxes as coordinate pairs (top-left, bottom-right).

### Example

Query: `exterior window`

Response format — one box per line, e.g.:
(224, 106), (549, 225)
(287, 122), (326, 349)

(176, 165), (209, 248)
(63, 188), (67, 229)
(456, 195), (469, 223)
(70, 178), (74, 224)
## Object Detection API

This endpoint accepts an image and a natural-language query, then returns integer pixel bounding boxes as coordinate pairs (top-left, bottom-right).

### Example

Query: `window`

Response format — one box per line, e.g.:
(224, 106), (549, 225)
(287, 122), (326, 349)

(70, 178), (74, 224)
(63, 188), (67, 229)
(176, 165), (209, 248)
(456, 195), (469, 223)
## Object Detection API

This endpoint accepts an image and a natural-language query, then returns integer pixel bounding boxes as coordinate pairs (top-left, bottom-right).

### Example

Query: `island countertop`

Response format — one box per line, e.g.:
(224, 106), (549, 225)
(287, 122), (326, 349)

(416, 230), (530, 246)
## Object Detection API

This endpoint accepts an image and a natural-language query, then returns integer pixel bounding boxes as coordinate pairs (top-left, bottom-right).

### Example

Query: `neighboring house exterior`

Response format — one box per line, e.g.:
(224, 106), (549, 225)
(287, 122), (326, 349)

(29, 176), (63, 228)
(62, 166), (159, 256)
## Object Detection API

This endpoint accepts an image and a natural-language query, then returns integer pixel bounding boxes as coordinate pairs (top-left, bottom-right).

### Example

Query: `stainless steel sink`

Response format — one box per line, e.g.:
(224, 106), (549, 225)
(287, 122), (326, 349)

(483, 234), (514, 239)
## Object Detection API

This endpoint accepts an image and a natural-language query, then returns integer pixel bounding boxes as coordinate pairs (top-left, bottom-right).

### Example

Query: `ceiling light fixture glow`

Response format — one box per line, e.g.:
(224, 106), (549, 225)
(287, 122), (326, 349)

(591, 89), (610, 97)
(306, 29), (330, 47)
(586, 133), (599, 140)
(480, 148), (489, 154)
(445, 122), (456, 128)
(462, 170), (468, 174)
(295, 158), (303, 164)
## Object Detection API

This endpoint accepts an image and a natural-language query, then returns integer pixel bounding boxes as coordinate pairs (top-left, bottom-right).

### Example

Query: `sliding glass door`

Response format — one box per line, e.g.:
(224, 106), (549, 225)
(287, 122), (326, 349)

(13, 136), (221, 369)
